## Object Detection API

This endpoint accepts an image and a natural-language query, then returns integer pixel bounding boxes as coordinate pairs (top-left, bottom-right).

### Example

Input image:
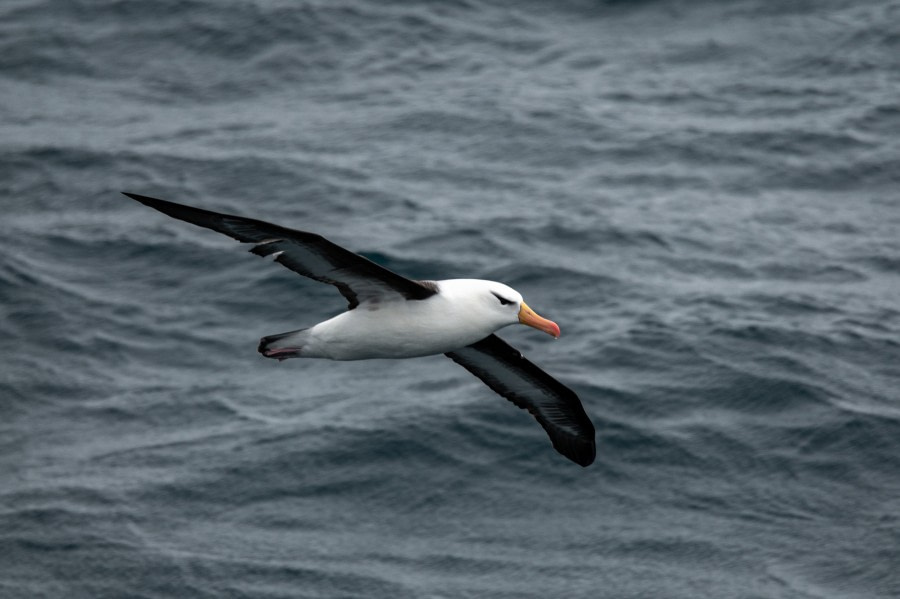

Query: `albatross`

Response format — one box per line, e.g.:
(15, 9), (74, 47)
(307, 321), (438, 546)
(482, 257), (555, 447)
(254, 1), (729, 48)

(123, 192), (596, 466)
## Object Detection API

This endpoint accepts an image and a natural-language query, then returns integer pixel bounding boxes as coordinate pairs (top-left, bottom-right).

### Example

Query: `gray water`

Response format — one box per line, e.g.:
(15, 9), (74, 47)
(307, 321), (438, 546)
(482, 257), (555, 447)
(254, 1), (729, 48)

(2, 1), (900, 597)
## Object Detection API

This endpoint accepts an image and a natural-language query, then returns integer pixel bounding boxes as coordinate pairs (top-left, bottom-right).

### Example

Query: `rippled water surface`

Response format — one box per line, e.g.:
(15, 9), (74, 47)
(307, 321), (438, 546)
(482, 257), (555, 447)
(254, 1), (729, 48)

(2, 1), (900, 597)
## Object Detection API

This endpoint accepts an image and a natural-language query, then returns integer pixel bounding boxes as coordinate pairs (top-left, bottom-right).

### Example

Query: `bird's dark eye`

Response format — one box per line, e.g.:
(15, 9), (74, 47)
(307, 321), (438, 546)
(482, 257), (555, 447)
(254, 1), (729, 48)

(491, 292), (514, 306)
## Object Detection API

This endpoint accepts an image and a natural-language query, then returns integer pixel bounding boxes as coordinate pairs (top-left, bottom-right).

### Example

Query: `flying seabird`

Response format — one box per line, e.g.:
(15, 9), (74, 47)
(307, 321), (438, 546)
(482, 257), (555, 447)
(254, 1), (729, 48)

(123, 192), (596, 466)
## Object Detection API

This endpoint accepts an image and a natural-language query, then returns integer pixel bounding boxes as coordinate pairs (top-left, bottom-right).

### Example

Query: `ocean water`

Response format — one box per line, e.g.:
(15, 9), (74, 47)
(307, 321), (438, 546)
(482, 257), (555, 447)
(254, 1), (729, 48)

(2, 0), (900, 597)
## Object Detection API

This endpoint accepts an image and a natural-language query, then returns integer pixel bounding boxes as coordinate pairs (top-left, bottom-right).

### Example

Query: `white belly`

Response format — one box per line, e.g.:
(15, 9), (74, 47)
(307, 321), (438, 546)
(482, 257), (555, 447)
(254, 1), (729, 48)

(303, 296), (503, 360)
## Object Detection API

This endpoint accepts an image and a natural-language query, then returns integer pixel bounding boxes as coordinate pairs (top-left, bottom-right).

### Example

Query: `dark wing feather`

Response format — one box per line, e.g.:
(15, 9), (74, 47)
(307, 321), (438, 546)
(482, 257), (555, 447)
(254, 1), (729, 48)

(446, 335), (596, 467)
(123, 192), (437, 309)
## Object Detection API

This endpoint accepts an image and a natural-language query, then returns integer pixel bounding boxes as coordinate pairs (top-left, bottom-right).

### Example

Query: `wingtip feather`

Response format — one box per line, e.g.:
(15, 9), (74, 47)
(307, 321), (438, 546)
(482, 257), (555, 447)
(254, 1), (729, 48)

(122, 191), (153, 203)
(122, 191), (175, 213)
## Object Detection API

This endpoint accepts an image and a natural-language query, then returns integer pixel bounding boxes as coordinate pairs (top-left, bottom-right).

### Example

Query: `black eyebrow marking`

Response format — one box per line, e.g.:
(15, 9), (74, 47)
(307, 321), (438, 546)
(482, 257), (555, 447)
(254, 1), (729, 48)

(491, 291), (514, 306)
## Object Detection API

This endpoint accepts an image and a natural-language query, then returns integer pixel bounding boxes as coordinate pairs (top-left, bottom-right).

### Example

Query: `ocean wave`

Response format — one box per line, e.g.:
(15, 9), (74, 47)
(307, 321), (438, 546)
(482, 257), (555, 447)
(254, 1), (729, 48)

(4, 0), (900, 596)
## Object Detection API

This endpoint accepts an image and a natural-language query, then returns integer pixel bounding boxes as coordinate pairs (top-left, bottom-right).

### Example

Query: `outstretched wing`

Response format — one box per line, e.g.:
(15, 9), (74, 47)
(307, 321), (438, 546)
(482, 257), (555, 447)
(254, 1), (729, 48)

(446, 335), (596, 467)
(123, 192), (438, 309)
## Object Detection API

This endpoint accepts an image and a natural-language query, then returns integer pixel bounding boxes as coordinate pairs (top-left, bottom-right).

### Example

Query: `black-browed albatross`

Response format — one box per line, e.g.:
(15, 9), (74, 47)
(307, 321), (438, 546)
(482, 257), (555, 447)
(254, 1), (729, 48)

(123, 192), (596, 466)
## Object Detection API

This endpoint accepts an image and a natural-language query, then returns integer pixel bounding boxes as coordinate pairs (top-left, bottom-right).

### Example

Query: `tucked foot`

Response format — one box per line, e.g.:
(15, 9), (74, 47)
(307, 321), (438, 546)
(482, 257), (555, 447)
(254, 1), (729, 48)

(260, 347), (301, 361)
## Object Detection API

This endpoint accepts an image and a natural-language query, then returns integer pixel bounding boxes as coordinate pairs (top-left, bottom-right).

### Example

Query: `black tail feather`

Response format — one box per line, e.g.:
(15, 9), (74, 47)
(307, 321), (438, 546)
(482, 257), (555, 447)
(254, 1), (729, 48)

(258, 328), (307, 360)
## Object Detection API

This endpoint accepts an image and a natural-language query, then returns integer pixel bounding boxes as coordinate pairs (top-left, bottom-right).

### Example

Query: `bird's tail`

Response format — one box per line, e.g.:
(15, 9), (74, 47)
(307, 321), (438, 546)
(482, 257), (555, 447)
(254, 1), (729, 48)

(258, 328), (309, 361)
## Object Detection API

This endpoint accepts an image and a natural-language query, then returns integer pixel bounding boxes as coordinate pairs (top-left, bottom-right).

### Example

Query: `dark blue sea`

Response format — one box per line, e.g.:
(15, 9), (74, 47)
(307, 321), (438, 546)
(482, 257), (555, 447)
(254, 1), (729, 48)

(2, 0), (900, 597)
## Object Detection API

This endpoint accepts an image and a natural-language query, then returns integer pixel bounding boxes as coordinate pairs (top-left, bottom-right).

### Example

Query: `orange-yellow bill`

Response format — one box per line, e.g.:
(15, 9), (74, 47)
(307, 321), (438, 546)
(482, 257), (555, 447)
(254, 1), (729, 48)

(518, 302), (560, 338)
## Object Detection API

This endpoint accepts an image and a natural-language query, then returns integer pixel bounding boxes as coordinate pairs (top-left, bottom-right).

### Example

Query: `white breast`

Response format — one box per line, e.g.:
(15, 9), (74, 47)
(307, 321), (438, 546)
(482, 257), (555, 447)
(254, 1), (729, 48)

(301, 281), (510, 360)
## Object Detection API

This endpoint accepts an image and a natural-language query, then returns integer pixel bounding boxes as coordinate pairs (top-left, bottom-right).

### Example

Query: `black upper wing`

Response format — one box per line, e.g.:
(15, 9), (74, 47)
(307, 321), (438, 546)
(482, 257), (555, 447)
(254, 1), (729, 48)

(446, 334), (596, 467)
(123, 192), (438, 309)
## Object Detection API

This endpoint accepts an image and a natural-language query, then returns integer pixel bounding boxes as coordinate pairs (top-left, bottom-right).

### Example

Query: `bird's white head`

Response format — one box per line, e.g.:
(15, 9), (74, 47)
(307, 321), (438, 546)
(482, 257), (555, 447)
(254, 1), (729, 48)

(440, 279), (561, 338)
